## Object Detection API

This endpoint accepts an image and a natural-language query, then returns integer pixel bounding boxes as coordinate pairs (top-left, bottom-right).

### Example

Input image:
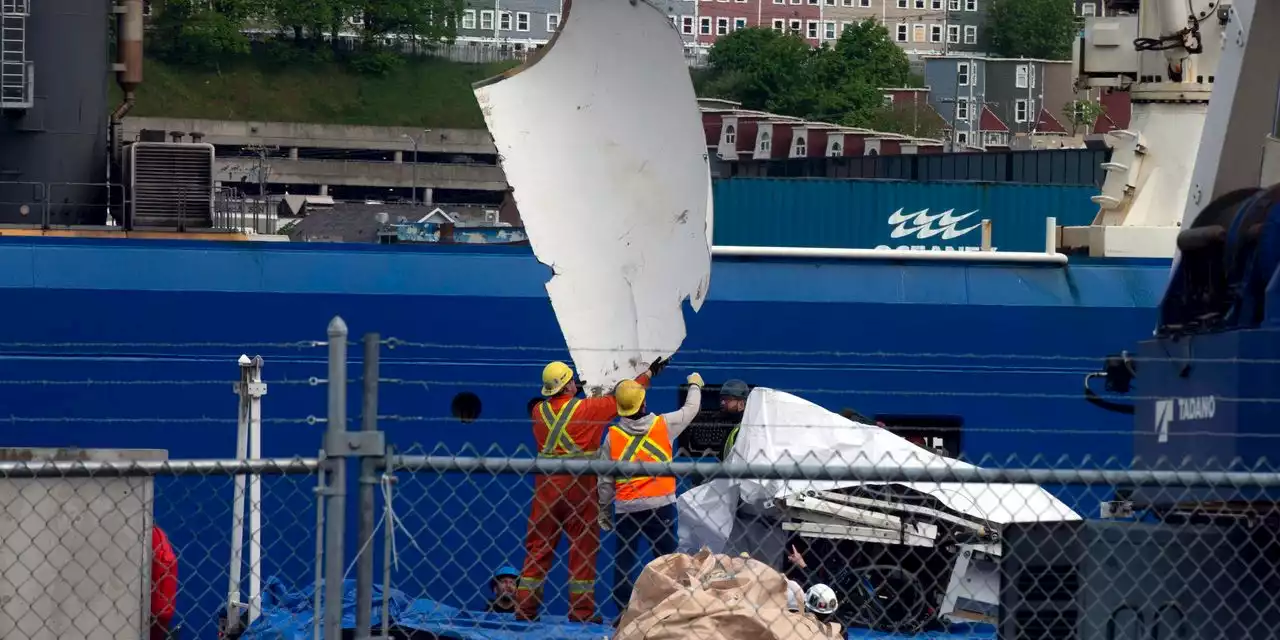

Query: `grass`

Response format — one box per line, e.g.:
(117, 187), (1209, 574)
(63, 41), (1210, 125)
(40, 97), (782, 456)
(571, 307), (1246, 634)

(113, 54), (519, 128)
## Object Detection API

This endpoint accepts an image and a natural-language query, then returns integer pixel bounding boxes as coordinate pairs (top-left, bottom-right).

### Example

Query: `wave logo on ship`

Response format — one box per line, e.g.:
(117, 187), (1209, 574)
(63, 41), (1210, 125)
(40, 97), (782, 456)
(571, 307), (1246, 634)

(875, 208), (989, 252)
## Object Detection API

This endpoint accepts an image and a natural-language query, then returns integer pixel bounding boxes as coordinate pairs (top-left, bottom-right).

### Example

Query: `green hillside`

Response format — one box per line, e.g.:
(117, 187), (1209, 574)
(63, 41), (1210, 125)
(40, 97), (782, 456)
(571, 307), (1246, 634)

(113, 55), (518, 128)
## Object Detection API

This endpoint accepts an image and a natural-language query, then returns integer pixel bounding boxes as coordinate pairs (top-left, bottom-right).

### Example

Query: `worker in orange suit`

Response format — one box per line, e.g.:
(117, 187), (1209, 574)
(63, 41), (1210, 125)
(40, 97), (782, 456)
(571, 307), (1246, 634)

(515, 357), (669, 622)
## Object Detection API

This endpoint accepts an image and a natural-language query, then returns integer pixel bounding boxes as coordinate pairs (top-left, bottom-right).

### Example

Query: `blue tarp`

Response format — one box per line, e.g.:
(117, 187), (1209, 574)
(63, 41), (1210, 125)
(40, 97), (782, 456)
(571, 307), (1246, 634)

(240, 579), (412, 640)
(395, 599), (613, 639)
(242, 581), (995, 640)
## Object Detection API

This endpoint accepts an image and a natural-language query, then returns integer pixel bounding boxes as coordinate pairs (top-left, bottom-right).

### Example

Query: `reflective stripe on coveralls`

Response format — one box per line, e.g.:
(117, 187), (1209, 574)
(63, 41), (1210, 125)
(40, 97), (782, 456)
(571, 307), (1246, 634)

(538, 398), (587, 458)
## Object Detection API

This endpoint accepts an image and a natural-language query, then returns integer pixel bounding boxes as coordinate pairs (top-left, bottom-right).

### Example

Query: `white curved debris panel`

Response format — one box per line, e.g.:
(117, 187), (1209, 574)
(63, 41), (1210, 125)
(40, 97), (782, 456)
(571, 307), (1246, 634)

(678, 389), (1081, 553)
(473, 0), (713, 390)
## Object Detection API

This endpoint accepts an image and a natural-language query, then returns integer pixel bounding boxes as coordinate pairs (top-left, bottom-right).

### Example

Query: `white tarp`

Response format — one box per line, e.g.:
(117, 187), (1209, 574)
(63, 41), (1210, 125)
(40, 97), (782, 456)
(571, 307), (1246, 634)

(678, 389), (1081, 553)
(473, 0), (713, 391)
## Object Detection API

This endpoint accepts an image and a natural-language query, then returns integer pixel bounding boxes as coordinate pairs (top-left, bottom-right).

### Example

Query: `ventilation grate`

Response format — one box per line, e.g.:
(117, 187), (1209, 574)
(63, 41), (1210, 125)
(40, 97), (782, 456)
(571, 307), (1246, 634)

(128, 143), (215, 229)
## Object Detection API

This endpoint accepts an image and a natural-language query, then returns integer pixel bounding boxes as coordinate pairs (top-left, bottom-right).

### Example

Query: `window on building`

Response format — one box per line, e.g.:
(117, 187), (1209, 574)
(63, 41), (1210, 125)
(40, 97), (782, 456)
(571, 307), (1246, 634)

(760, 131), (771, 153)
(984, 131), (1007, 147)
(860, 0), (871, 5)
(725, 125), (736, 144)
(734, 17), (747, 29)
(828, 141), (842, 156)
(1081, 2), (1096, 15)
(826, 0), (835, 6)
(956, 98), (969, 121)
(947, 24), (959, 43)
(883, 94), (894, 105)
(915, 0), (925, 7)
(683, 16), (696, 33)
(956, 131), (969, 145)
(794, 136), (807, 156)
(462, 9), (476, 29)
(912, 24), (926, 41)
(716, 17), (728, 34)
(948, 0), (959, 8)
(807, 20), (819, 38)
(791, 0), (801, 5)
(965, 0), (976, 9)
(498, 10), (512, 30)
(896, 23), (908, 41)
(547, 13), (560, 30)
(772, 18), (785, 30)
(669, 14), (678, 27)
(789, 18), (802, 33)
(1016, 64), (1029, 88)
(842, 0), (853, 5)
(957, 61), (969, 85)
(931, 0), (943, 8)
(700, 16), (712, 34)
(516, 11), (529, 31)
(930, 24), (942, 42)
(774, 0), (784, 4)
(480, 9), (494, 30)
(897, 0), (907, 7)
(808, 0), (819, 5)
(1015, 99), (1029, 123)
(963, 25), (977, 43)
(824, 21), (836, 39)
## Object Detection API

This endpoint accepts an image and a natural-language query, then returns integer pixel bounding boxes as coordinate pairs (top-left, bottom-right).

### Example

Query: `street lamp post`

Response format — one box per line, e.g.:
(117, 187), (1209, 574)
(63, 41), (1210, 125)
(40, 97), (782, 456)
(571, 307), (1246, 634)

(401, 129), (432, 206)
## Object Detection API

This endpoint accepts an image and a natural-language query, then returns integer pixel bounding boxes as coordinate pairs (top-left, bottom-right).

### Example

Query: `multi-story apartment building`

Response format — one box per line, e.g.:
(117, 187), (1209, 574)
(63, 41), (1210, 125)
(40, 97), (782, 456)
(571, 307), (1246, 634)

(942, 0), (985, 53)
(759, 0), (823, 47)
(815, 0), (946, 54)
(449, 0), (986, 56)
(922, 55), (1076, 148)
(693, 0), (761, 47)
(457, 0), (564, 49)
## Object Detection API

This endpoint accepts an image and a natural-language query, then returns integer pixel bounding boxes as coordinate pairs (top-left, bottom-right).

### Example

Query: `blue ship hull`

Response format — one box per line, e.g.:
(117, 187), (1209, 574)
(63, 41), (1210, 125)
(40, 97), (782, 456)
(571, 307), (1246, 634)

(0, 236), (1170, 629)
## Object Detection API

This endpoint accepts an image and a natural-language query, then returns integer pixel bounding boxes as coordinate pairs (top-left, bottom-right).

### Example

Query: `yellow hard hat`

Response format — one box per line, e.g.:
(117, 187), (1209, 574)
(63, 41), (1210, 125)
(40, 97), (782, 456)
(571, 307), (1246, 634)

(541, 361), (574, 396)
(615, 379), (646, 417)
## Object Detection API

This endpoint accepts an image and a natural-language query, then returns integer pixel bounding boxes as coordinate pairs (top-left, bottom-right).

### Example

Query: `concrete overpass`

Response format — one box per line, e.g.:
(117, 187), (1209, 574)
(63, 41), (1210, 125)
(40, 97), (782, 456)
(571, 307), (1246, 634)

(214, 157), (507, 192)
(125, 117), (507, 194)
(122, 117), (497, 154)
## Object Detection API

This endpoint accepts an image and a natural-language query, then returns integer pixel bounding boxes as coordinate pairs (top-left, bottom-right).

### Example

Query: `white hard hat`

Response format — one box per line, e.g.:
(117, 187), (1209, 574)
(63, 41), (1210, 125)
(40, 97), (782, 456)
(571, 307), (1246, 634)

(785, 580), (804, 611)
(805, 584), (838, 615)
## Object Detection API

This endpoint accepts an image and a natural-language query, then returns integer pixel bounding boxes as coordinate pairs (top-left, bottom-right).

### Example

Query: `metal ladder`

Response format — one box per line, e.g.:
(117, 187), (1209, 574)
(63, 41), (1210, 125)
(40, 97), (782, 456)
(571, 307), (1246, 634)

(1, 0), (32, 110)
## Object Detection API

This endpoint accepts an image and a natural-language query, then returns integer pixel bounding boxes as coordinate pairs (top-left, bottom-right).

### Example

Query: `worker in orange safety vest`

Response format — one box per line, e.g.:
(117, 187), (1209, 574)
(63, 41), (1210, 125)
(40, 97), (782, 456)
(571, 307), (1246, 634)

(515, 357), (668, 622)
(598, 373), (703, 616)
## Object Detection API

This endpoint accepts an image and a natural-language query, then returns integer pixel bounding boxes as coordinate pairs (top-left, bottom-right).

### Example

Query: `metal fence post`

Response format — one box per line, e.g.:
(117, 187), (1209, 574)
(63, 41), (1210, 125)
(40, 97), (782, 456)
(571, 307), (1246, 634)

(323, 317), (348, 640)
(355, 333), (380, 639)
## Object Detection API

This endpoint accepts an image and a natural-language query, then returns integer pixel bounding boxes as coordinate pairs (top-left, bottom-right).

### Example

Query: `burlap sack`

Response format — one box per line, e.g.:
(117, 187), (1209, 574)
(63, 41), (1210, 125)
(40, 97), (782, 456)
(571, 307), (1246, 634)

(614, 549), (842, 640)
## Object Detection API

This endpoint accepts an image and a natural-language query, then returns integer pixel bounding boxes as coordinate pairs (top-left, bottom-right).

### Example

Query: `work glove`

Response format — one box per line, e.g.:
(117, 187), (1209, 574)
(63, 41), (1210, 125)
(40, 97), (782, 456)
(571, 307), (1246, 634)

(687, 372), (705, 388)
(648, 356), (670, 378)
(597, 508), (613, 532)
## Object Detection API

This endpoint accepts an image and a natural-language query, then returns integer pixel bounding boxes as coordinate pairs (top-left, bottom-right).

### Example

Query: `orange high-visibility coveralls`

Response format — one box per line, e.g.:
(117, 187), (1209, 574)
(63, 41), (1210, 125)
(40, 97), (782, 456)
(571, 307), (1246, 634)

(516, 373), (651, 621)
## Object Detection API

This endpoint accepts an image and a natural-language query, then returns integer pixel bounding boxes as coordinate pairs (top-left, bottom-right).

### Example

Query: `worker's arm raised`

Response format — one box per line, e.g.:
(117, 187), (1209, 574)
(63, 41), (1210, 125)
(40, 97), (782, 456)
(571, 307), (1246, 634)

(661, 373), (704, 440)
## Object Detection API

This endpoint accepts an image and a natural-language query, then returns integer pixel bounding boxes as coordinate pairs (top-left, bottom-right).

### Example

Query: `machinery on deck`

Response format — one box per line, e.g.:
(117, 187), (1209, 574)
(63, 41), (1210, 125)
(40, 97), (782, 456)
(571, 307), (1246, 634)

(1061, 0), (1280, 258)
(1084, 0), (1280, 486)
(1023, 2), (1280, 638)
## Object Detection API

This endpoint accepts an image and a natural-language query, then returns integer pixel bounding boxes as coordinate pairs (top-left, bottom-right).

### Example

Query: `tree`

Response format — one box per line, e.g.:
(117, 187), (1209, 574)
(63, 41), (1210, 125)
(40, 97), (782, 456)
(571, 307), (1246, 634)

(148, 0), (257, 67)
(1062, 99), (1105, 135)
(832, 20), (911, 88)
(700, 22), (914, 128)
(986, 0), (1078, 60)
(867, 102), (948, 139)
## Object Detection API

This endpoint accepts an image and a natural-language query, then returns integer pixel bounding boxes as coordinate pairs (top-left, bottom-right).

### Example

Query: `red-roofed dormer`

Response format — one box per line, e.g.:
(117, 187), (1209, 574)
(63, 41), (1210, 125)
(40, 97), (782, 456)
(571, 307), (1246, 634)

(1035, 108), (1068, 134)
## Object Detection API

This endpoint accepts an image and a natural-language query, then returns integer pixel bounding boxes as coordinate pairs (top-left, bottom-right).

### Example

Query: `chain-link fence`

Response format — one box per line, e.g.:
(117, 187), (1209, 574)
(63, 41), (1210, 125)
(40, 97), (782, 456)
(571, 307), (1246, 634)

(3, 317), (1280, 639)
